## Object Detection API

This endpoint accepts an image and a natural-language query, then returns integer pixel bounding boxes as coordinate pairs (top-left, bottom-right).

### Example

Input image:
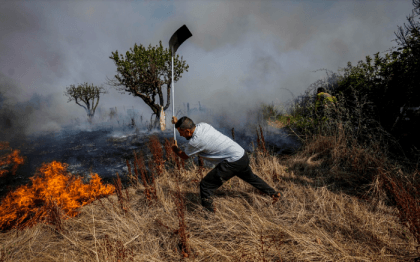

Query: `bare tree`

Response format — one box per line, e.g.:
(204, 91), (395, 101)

(394, 0), (420, 54)
(64, 82), (107, 124)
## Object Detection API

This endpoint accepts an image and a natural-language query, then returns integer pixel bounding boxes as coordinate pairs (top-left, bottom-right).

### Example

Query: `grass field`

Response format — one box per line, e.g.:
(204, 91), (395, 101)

(0, 128), (419, 261)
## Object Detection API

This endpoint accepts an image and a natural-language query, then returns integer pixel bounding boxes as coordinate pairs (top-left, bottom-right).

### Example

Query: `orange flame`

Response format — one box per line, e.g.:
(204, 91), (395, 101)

(0, 161), (115, 230)
(0, 142), (25, 177)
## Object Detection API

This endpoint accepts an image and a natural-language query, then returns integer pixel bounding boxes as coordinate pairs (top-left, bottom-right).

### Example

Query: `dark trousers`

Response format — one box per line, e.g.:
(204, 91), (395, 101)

(199, 152), (277, 211)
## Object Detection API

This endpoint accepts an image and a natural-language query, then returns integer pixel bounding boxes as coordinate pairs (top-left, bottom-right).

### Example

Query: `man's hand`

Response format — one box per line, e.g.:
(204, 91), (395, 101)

(172, 116), (178, 124)
(171, 139), (189, 160)
(172, 139), (179, 153)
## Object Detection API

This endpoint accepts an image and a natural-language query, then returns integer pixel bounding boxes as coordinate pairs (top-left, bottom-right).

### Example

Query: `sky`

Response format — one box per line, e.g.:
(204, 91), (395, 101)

(0, 0), (416, 139)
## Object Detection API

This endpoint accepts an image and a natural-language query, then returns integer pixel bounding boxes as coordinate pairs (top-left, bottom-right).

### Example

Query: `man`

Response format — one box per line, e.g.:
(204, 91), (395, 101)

(315, 87), (337, 116)
(171, 116), (281, 213)
(315, 87), (337, 111)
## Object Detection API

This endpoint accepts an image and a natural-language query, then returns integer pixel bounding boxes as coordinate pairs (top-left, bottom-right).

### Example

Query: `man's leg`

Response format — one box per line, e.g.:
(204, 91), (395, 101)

(200, 161), (236, 212)
(233, 153), (277, 196)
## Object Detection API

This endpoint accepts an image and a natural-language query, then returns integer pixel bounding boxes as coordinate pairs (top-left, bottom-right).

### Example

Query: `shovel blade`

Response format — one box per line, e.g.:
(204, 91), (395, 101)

(169, 25), (192, 54)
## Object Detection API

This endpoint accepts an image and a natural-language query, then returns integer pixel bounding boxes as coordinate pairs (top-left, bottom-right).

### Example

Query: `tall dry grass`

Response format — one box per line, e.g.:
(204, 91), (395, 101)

(271, 80), (420, 260)
(0, 134), (419, 261)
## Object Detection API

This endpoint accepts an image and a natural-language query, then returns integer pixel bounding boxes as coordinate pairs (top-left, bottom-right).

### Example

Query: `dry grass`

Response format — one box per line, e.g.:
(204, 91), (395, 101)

(0, 133), (419, 261)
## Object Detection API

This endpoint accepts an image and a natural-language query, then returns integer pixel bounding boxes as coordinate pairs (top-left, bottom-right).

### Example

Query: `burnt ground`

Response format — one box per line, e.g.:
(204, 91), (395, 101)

(1, 121), (300, 199)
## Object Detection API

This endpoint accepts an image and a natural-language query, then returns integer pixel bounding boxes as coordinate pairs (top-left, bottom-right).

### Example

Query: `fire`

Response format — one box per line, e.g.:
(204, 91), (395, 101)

(0, 161), (115, 230)
(0, 142), (25, 177)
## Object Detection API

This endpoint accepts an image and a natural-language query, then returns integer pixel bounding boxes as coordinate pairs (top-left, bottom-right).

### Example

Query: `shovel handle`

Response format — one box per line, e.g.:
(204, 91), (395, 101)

(172, 54), (176, 141)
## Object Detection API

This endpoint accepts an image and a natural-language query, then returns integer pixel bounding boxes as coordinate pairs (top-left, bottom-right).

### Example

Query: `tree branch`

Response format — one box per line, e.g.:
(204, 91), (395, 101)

(75, 98), (88, 112)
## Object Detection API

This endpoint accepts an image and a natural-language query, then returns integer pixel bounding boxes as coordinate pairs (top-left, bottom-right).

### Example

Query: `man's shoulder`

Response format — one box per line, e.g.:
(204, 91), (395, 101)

(190, 123), (213, 142)
(195, 122), (213, 131)
(189, 123), (206, 143)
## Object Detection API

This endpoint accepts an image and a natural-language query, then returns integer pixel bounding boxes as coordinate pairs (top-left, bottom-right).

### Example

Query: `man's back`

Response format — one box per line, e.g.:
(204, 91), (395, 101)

(184, 123), (244, 165)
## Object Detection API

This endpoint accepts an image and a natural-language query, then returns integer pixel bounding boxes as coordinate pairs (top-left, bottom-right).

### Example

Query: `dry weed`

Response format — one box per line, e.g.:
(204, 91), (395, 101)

(256, 125), (268, 156)
(133, 151), (157, 203)
(173, 175), (192, 258)
(164, 138), (176, 165)
(148, 135), (165, 176)
(379, 168), (420, 254)
(113, 173), (130, 214)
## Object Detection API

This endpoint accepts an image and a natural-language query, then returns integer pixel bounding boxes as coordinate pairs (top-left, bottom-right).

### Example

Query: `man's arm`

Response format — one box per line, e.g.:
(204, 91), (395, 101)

(172, 140), (189, 160)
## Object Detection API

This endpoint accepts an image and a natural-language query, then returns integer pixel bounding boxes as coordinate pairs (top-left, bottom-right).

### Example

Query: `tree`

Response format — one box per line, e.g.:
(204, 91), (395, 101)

(107, 40), (189, 128)
(394, 0), (420, 56)
(64, 82), (107, 124)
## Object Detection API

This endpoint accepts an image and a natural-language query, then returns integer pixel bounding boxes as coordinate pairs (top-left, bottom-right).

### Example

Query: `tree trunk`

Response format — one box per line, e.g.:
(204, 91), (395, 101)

(150, 104), (165, 129)
(153, 115), (160, 128)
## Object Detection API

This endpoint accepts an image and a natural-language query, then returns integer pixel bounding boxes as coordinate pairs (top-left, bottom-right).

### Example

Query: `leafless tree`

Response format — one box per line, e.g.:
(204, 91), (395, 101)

(64, 82), (107, 124)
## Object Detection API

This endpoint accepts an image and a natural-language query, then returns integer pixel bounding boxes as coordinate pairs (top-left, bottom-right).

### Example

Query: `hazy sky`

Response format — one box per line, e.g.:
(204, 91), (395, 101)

(0, 0), (415, 137)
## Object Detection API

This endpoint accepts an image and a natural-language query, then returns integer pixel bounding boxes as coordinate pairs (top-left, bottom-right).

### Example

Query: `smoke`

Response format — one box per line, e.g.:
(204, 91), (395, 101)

(0, 73), (72, 142)
(0, 0), (414, 143)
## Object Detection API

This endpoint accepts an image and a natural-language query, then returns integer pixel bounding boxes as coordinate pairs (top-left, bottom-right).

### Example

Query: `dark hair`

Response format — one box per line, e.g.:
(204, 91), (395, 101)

(317, 87), (326, 93)
(175, 116), (196, 130)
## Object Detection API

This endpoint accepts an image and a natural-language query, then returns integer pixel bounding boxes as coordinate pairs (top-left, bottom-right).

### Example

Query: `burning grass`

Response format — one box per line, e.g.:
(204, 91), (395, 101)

(0, 133), (419, 261)
(0, 161), (115, 231)
(0, 142), (25, 178)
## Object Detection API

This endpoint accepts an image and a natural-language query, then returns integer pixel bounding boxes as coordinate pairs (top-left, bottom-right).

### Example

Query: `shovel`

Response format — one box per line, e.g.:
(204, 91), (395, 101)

(169, 25), (192, 140)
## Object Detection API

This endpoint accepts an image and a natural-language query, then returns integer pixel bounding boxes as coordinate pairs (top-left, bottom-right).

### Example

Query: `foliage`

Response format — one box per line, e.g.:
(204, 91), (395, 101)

(334, 0), (420, 138)
(64, 82), (107, 123)
(108, 40), (189, 127)
(269, 0), (420, 157)
(259, 102), (283, 121)
(260, 2), (420, 250)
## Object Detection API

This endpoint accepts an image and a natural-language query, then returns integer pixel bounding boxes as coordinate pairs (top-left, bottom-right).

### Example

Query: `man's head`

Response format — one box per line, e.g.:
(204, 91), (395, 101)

(175, 116), (196, 140)
(317, 87), (326, 94)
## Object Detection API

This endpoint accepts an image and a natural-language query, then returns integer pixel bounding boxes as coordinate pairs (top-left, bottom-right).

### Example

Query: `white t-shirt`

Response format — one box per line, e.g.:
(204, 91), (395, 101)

(184, 123), (245, 166)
